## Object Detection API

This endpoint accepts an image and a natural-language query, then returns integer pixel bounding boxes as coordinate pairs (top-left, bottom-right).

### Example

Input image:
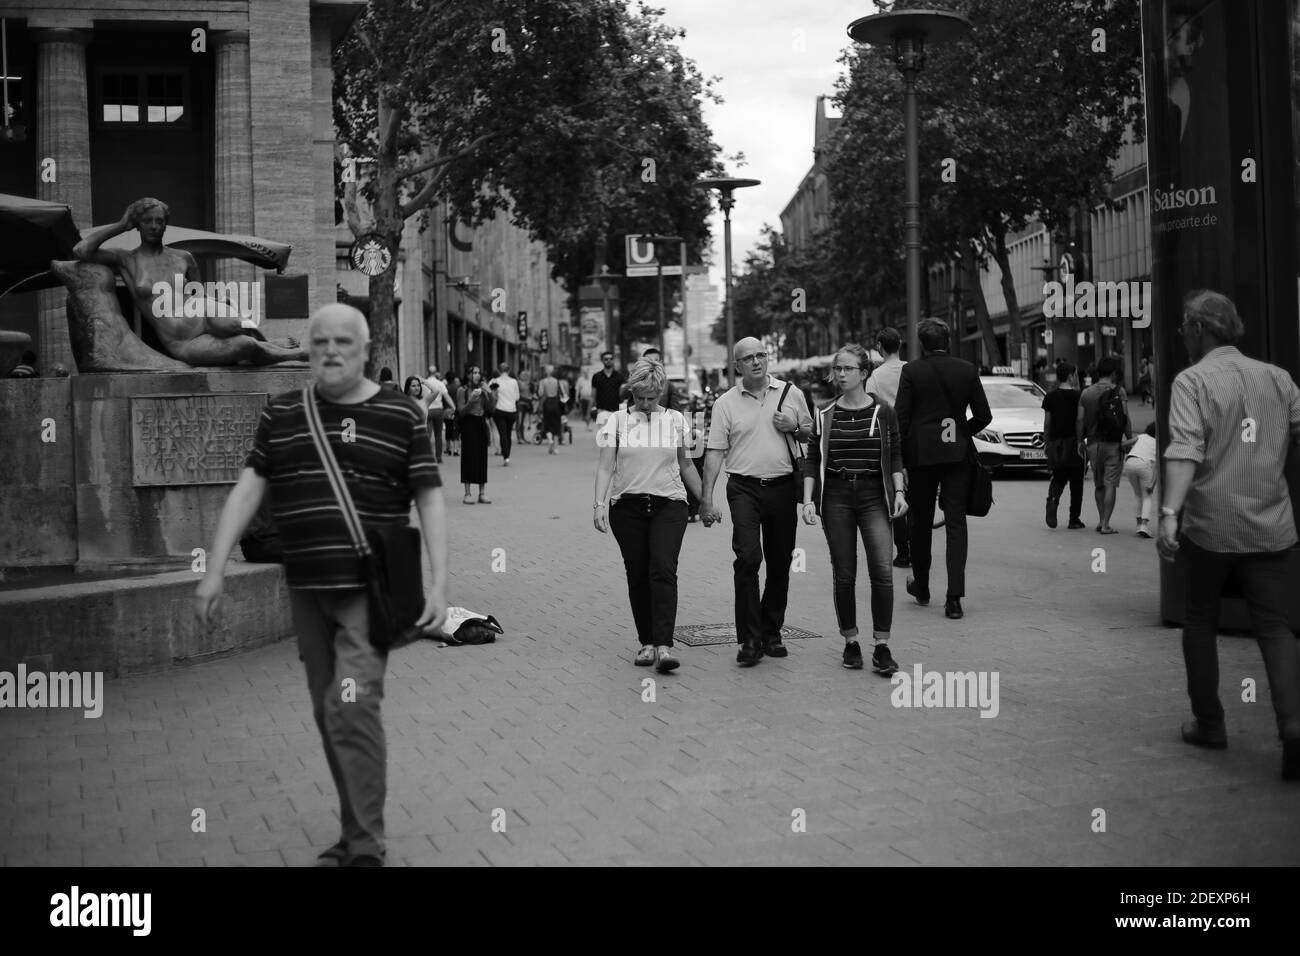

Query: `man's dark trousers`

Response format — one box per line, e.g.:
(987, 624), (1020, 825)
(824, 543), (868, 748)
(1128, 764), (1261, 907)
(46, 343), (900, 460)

(493, 411), (516, 459)
(1048, 463), (1085, 523)
(1181, 538), (1300, 741)
(892, 512), (910, 561)
(906, 462), (971, 598)
(725, 474), (798, 646)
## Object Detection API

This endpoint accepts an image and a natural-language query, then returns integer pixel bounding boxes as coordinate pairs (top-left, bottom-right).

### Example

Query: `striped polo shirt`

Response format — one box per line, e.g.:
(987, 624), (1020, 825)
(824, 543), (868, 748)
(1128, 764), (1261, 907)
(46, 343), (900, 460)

(1165, 346), (1300, 553)
(245, 386), (441, 589)
(826, 404), (883, 474)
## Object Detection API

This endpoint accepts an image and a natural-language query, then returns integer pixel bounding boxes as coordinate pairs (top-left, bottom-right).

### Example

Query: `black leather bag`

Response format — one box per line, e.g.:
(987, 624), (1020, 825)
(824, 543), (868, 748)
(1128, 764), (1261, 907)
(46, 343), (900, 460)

(302, 387), (427, 652)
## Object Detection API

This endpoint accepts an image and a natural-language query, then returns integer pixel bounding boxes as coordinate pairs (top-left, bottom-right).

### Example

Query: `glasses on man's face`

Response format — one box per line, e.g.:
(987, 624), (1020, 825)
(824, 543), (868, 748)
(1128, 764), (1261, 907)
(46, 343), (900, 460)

(832, 365), (863, 375)
(739, 353), (767, 364)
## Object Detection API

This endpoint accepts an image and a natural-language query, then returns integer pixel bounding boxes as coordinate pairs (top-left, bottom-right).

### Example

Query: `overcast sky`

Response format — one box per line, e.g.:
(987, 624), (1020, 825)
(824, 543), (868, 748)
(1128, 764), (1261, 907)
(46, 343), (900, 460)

(650, 0), (881, 289)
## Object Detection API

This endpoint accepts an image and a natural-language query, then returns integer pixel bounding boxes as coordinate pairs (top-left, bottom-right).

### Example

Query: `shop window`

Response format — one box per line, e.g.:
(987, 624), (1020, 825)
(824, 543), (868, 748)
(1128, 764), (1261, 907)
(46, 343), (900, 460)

(98, 69), (188, 127)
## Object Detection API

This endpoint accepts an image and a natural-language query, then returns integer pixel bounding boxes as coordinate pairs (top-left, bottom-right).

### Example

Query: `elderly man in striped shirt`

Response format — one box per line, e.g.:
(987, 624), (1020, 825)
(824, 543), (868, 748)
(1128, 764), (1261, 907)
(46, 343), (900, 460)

(1158, 290), (1300, 781)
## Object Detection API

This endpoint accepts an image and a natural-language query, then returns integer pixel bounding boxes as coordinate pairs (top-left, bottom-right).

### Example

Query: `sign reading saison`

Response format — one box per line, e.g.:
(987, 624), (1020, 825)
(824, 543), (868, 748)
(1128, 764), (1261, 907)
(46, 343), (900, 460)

(131, 394), (268, 486)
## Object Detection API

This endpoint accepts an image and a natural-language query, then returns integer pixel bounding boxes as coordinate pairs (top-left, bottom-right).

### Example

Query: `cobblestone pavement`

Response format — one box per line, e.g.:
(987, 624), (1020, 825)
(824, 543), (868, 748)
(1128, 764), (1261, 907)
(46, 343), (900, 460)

(3, 401), (1298, 866)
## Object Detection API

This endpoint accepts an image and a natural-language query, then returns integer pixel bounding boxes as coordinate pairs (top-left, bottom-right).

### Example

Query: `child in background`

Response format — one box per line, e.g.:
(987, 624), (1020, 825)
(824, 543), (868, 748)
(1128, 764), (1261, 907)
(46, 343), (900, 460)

(1121, 422), (1158, 538)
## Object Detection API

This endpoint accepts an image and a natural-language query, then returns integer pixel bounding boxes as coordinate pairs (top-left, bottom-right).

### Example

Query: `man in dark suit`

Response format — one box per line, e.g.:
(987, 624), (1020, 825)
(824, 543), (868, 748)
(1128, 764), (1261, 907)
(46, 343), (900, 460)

(894, 318), (992, 620)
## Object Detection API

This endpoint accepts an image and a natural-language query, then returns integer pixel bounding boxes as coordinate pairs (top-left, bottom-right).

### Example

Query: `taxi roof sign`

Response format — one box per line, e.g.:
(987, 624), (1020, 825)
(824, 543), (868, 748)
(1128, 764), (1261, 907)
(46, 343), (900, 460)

(990, 365), (1015, 374)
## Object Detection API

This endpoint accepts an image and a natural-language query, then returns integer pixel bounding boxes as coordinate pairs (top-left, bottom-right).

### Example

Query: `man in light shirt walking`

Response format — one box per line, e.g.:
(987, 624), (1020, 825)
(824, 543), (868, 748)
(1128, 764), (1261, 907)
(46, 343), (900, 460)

(490, 363), (520, 467)
(1157, 290), (1300, 781)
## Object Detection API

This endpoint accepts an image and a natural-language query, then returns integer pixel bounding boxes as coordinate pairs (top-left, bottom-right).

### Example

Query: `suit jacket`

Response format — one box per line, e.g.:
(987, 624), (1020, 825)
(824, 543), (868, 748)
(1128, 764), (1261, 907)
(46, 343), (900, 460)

(895, 353), (992, 469)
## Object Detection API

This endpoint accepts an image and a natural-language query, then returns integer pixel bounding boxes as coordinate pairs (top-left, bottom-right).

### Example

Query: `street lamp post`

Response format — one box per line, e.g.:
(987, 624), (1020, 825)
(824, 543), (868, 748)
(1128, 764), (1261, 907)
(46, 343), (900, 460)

(696, 177), (760, 387)
(848, 10), (970, 362)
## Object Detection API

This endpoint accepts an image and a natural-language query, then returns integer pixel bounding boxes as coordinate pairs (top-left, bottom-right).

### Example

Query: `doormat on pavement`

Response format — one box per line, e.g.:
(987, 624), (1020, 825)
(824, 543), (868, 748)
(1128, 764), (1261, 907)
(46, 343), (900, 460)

(671, 623), (822, 646)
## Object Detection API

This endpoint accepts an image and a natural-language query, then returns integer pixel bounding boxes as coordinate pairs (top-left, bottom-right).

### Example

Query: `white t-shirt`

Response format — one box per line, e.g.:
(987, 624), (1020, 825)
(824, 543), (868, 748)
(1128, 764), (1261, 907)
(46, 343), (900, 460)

(423, 376), (449, 408)
(492, 374), (520, 412)
(1127, 433), (1157, 462)
(599, 407), (688, 502)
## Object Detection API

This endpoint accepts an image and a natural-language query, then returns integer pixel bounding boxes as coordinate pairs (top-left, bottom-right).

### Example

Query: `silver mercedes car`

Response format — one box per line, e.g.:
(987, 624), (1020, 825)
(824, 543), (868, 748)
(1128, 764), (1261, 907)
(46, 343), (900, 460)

(972, 376), (1049, 473)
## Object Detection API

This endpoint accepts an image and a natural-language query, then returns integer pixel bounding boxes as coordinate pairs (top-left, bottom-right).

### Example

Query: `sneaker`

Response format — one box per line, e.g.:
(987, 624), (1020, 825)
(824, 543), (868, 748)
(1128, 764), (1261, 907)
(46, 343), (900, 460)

(1137, 520), (1152, 538)
(503, 458), (510, 467)
(842, 641), (864, 669)
(871, 644), (899, 676)
(654, 647), (680, 673)
(635, 645), (656, 666)
(1067, 518), (1086, 529)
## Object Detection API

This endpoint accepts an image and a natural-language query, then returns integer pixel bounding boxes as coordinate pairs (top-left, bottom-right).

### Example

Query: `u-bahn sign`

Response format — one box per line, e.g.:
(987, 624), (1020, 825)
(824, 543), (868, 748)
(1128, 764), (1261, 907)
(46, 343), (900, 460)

(625, 233), (683, 277)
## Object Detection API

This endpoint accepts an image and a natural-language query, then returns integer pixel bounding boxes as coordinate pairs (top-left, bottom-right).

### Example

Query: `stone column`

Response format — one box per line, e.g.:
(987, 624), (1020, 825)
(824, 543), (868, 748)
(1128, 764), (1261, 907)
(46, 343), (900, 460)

(213, 31), (254, 288)
(33, 29), (93, 375)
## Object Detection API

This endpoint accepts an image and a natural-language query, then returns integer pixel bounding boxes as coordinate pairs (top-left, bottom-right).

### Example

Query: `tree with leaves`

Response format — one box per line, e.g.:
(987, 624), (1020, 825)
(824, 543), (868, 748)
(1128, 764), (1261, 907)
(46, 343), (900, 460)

(334, 0), (722, 373)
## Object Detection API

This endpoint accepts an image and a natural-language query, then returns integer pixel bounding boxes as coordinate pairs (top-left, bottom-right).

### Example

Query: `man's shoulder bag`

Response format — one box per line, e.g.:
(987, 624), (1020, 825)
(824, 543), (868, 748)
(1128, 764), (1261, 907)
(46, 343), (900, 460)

(932, 365), (994, 518)
(776, 382), (808, 482)
(302, 387), (427, 652)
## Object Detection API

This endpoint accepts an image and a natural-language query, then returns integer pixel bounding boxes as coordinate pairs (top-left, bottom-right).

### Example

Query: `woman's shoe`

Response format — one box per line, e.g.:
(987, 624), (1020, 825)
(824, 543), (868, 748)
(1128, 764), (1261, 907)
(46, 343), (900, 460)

(463, 495), (475, 505)
(655, 647), (680, 673)
(478, 494), (491, 504)
(635, 646), (656, 666)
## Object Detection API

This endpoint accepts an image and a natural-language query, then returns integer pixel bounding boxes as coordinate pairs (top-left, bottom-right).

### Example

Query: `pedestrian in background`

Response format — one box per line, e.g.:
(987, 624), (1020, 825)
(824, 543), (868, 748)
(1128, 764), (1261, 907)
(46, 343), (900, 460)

(894, 317), (992, 621)
(804, 344), (906, 675)
(1122, 422), (1158, 538)
(865, 326), (911, 566)
(1157, 289), (1300, 781)
(538, 365), (563, 454)
(457, 365), (495, 504)
(577, 375), (593, 430)
(421, 366), (453, 464)
(491, 363), (520, 467)
(1042, 360), (1087, 530)
(195, 303), (448, 867)
(592, 351), (626, 429)
(515, 366), (534, 443)
(593, 360), (705, 674)
(699, 337), (813, 666)
(444, 373), (461, 456)
(1077, 355), (1132, 534)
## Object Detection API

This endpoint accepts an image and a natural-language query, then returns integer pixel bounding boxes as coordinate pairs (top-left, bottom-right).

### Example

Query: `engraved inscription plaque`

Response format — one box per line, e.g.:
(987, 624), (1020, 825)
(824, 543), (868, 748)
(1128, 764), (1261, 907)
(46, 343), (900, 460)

(131, 393), (268, 486)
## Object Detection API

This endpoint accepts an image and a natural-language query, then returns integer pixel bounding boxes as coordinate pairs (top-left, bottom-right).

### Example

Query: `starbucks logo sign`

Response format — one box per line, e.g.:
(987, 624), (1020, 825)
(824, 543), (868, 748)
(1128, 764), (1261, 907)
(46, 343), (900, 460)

(349, 233), (393, 276)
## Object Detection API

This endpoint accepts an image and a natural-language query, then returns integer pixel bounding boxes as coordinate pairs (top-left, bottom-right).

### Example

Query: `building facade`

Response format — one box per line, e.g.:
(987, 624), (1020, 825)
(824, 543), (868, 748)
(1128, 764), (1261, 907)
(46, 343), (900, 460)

(0, 1), (361, 373)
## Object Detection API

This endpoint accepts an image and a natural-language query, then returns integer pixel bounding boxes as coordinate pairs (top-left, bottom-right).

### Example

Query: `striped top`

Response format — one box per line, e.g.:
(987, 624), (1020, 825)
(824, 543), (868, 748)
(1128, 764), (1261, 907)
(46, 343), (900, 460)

(1165, 346), (1300, 553)
(245, 387), (441, 589)
(826, 404), (883, 474)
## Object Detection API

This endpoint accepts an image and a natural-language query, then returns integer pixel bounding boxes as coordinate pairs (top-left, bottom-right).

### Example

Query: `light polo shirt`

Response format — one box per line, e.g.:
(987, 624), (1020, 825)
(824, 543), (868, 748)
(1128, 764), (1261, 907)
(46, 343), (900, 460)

(491, 374), (520, 413)
(865, 355), (905, 406)
(1165, 345), (1300, 553)
(706, 376), (812, 479)
(599, 407), (688, 501)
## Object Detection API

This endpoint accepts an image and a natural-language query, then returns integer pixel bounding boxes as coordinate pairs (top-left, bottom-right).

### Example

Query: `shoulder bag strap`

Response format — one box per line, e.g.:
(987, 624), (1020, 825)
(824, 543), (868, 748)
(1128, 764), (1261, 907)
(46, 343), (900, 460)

(775, 382), (801, 468)
(301, 386), (370, 559)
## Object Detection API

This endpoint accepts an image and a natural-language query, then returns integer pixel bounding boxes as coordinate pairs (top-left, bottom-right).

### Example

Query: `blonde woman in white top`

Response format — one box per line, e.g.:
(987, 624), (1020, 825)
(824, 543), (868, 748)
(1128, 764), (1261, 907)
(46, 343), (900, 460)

(593, 360), (707, 673)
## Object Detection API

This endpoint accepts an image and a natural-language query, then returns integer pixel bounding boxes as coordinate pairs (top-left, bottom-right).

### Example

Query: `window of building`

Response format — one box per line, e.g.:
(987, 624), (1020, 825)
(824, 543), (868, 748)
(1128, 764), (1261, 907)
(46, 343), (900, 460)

(98, 69), (187, 127)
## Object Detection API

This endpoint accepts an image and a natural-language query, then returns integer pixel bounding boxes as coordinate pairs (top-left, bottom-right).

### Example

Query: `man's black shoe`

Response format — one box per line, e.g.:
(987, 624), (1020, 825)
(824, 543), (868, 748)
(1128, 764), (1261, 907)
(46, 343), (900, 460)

(765, 639), (789, 658)
(905, 577), (930, 606)
(871, 644), (899, 676)
(346, 854), (384, 867)
(1283, 740), (1300, 781)
(736, 640), (763, 667)
(842, 641), (864, 669)
(1181, 719), (1227, 749)
(893, 554), (911, 568)
(944, 598), (963, 620)
(1067, 518), (1086, 529)
(1045, 496), (1058, 529)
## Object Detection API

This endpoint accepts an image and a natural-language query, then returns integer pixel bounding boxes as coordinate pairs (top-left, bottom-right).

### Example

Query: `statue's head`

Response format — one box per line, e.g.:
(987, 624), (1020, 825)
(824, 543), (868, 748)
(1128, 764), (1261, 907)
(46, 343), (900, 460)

(129, 198), (170, 245)
(306, 303), (370, 395)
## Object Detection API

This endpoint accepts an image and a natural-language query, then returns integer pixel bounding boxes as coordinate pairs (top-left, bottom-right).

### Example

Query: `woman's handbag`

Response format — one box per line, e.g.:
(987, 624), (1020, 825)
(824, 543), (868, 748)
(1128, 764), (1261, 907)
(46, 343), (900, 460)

(301, 387), (427, 652)
(776, 382), (808, 482)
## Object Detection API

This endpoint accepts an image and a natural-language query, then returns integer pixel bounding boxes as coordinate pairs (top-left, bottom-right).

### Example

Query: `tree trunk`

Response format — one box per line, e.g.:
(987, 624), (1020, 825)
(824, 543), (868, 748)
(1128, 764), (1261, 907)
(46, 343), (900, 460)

(990, 226), (1024, 376)
(367, 95), (404, 378)
(963, 238), (1002, 366)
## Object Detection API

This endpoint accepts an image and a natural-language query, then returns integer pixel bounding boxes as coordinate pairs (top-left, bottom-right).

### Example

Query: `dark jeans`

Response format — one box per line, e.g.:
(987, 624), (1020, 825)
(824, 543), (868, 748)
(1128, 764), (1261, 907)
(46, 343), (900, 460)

(427, 409), (445, 463)
(907, 461), (971, 599)
(1048, 464), (1084, 522)
(609, 495), (689, 647)
(686, 456), (705, 518)
(493, 411), (517, 460)
(893, 511), (910, 560)
(725, 475), (798, 645)
(1181, 538), (1300, 740)
(822, 473), (893, 638)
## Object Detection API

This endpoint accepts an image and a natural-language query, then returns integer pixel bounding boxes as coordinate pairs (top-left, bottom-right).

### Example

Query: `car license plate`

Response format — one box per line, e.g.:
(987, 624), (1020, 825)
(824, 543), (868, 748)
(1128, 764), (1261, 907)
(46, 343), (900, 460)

(1020, 449), (1046, 460)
